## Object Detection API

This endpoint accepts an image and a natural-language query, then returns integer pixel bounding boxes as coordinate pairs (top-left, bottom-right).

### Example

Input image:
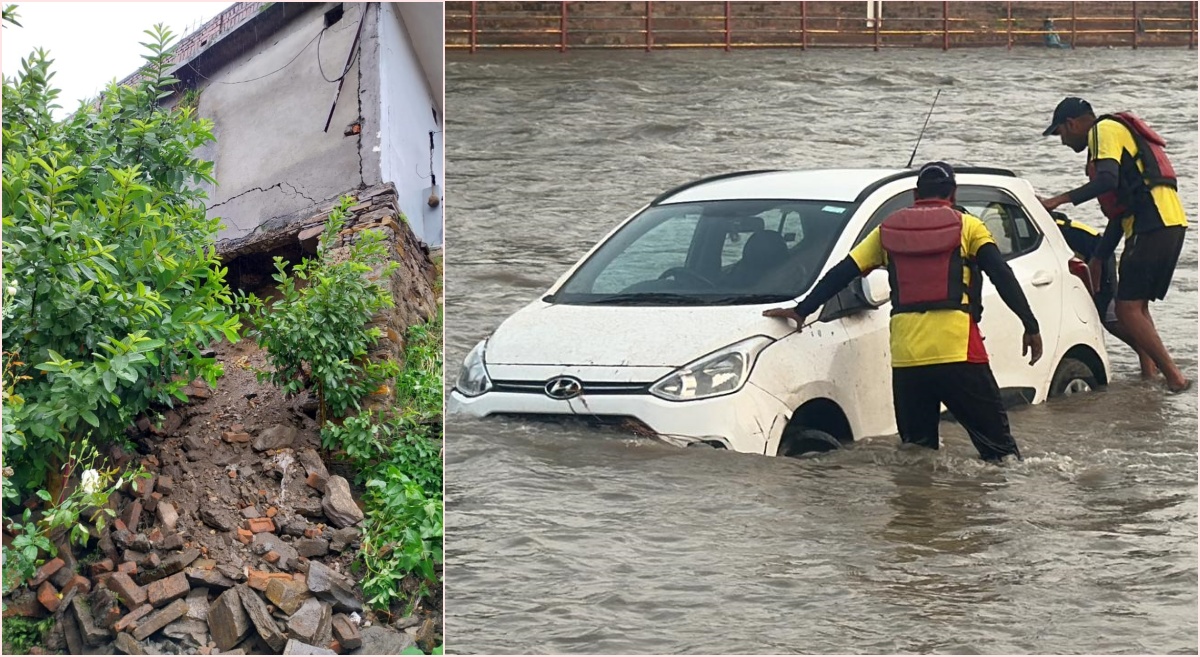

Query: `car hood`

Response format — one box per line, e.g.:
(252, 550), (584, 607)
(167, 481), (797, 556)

(485, 301), (797, 368)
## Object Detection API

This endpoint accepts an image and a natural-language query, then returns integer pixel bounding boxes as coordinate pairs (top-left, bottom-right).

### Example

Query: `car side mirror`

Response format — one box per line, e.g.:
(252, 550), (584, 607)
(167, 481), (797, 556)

(861, 268), (891, 308)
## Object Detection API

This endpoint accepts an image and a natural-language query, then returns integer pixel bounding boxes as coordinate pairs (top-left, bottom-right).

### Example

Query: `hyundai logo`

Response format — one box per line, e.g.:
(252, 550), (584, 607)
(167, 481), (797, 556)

(544, 376), (584, 400)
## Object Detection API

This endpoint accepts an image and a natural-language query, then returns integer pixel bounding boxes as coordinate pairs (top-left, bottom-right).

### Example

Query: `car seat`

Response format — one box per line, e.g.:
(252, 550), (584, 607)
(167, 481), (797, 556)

(727, 230), (789, 289)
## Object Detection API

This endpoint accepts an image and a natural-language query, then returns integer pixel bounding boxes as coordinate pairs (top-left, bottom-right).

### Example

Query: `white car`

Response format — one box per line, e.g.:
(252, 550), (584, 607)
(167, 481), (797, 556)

(451, 167), (1111, 457)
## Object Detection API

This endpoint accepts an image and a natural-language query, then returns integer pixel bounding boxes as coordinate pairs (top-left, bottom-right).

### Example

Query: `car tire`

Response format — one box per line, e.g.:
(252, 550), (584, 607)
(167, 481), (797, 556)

(1049, 357), (1097, 398)
(778, 428), (842, 458)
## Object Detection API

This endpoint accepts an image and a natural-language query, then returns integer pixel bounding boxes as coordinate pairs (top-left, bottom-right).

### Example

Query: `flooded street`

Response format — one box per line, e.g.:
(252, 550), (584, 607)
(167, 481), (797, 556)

(444, 48), (1198, 654)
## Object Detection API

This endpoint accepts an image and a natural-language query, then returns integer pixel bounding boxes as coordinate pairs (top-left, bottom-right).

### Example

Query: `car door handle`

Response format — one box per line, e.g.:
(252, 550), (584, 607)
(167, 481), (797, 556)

(1031, 271), (1053, 287)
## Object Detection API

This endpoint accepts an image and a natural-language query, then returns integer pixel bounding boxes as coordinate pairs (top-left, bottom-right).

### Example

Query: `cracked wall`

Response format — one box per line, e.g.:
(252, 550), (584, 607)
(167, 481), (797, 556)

(184, 2), (369, 251)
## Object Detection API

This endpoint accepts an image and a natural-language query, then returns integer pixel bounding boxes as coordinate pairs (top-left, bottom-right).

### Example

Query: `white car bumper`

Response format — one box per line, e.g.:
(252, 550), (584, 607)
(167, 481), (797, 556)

(449, 381), (791, 455)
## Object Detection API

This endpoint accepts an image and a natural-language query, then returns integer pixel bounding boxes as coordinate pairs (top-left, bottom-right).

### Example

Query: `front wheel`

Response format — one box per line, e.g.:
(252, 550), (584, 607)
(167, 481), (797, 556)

(778, 428), (842, 458)
(1049, 357), (1097, 398)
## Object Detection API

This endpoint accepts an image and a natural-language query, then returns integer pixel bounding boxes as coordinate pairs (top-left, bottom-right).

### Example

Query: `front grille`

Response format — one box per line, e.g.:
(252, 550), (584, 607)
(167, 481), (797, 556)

(493, 413), (657, 437)
(491, 379), (651, 396)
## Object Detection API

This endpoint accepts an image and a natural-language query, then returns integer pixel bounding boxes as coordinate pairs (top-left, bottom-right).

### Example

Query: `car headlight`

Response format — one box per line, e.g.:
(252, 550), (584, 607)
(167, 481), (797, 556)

(649, 335), (774, 402)
(455, 339), (492, 397)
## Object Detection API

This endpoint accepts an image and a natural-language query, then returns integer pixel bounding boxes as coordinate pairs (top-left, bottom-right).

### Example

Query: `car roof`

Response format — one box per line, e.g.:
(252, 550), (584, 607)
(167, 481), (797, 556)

(654, 167), (1018, 205)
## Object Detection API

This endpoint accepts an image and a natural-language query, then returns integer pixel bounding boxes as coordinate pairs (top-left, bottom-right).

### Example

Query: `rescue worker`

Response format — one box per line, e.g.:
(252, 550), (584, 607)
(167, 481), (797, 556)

(1039, 97), (1190, 392)
(764, 162), (1042, 463)
(1051, 211), (1154, 376)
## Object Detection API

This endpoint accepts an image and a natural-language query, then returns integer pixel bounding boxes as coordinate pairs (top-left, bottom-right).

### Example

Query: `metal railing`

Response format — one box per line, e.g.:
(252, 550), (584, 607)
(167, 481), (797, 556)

(446, 1), (1198, 52)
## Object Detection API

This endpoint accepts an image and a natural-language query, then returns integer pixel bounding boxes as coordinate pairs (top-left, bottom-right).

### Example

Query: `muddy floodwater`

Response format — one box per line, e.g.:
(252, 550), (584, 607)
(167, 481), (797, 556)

(444, 48), (1198, 654)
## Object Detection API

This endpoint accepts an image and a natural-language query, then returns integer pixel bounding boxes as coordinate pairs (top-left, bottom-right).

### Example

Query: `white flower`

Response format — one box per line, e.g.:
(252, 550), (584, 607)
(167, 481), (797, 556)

(5, 283), (15, 298)
(81, 469), (100, 495)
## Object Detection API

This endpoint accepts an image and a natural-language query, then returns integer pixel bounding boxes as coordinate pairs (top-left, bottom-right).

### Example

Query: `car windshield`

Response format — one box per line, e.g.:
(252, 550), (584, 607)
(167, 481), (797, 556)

(549, 199), (855, 306)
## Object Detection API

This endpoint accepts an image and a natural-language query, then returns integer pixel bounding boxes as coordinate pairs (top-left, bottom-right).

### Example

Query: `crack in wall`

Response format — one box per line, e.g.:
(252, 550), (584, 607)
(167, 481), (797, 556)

(207, 180), (318, 214)
(355, 3), (366, 189)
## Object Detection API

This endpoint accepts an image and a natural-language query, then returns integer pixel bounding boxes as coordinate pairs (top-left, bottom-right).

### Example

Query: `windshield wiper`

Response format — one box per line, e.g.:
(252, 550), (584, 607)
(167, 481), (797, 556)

(574, 292), (707, 306)
(707, 294), (795, 305)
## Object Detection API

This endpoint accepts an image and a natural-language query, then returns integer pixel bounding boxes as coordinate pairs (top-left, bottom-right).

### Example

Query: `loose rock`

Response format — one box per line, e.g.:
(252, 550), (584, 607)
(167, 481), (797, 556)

(331, 613), (361, 650)
(207, 588), (252, 651)
(156, 502), (179, 532)
(359, 625), (416, 655)
(282, 638), (336, 655)
(162, 618), (208, 646)
(146, 572), (190, 607)
(252, 532), (299, 566)
(200, 507), (237, 532)
(294, 538), (329, 559)
(284, 598), (329, 644)
(132, 598), (188, 641)
(135, 548), (199, 586)
(265, 577), (310, 616)
(114, 632), (146, 655)
(320, 476), (363, 529)
(252, 424), (297, 452)
(236, 584), (288, 652)
(185, 567), (237, 590)
(304, 562), (361, 613)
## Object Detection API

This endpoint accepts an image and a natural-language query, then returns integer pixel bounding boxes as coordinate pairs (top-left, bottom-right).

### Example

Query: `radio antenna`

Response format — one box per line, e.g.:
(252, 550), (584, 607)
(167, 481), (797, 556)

(906, 89), (942, 169)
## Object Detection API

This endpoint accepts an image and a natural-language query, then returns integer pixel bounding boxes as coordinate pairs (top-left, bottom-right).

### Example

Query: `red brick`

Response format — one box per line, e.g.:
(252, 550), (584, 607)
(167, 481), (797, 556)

(146, 572), (190, 607)
(236, 529), (253, 545)
(107, 572), (147, 608)
(156, 476), (174, 495)
(61, 574), (91, 598)
(264, 551), (281, 564)
(117, 561), (138, 574)
(123, 500), (144, 533)
(147, 528), (163, 544)
(228, 471), (237, 479)
(266, 507), (278, 518)
(112, 519), (128, 533)
(36, 581), (60, 613)
(246, 570), (291, 592)
(330, 640), (342, 653)
(245, 518), (275, 534)
(112, 604), (154, 633)
(303, 528), (318, 538)
(305, 472), (327, 491)
(146, 552), (161, 569)
(90, 559), (115, 577)
(221, 431), (251, 443)
(133, 475), (155, 499)
(29, 558), (65, 587)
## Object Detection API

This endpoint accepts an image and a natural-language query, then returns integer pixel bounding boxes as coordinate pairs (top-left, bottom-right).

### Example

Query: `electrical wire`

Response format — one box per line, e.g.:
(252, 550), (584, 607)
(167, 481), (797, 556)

(186, 9), (359, 87)
(316, 21), (357, 83)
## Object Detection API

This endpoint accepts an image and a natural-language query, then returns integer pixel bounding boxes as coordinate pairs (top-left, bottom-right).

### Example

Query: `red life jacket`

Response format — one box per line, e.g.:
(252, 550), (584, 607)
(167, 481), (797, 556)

(1087, 112), (1178, 222)
(879, 204), (976, 317)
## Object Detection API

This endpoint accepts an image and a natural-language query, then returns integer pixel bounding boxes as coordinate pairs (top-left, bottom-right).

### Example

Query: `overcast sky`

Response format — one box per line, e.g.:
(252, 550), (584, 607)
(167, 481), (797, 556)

(2, 2), (233, 117)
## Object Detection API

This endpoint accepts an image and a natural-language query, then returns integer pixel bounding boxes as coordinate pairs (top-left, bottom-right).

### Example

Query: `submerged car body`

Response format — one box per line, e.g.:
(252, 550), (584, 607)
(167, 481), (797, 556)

(451, 167), (1110, 456)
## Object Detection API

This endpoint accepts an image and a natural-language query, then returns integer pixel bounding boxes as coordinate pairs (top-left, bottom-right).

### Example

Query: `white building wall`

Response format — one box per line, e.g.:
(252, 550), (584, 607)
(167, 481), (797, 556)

(377, 2), (444, 246)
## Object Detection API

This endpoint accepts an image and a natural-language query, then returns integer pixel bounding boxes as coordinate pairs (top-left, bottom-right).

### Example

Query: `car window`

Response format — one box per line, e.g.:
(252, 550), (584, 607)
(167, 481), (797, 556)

(854, 185), (1041, 258)
(551, 199), (854, 305)
(958, 198), (1041, 257)
(591, 212), (701, 295)
(856, 190), (914, 244)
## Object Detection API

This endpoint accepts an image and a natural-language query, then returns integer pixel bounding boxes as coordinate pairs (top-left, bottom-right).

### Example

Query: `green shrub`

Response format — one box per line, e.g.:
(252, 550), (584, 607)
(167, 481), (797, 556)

(3, 616), (53, 654)
(394, 310), (443, 422)
(2, 22), (237, 501)
(243, 196), (400, 424)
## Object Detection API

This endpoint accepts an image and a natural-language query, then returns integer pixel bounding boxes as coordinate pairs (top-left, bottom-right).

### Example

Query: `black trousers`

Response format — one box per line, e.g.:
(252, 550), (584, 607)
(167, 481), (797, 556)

(892, 362), (1021, 462)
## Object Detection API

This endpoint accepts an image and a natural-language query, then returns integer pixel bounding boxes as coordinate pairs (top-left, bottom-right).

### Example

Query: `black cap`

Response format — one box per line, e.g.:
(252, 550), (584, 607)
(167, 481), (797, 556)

(917, 161), (955, 184)
(1043, 97), (1093, 136)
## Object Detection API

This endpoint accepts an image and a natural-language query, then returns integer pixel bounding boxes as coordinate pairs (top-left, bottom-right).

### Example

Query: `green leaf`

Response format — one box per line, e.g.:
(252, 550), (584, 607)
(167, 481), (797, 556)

(79, 408), (100, 427)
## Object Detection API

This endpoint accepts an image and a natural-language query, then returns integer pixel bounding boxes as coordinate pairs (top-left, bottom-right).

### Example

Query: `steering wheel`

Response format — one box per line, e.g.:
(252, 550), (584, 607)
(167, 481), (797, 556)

(658, 267), (716, 289)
